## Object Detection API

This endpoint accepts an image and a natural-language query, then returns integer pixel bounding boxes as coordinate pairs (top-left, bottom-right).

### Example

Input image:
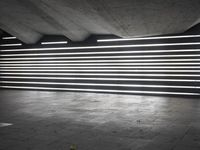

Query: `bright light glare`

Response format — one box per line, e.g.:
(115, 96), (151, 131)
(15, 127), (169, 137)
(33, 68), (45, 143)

(0, 43), (22, 47)
(2, 37), (17, 40)
(0, 62), (199, 66)
(97, 34), (200, 42)
(1, 42), (200, 51)
(41, 41), (68, 45)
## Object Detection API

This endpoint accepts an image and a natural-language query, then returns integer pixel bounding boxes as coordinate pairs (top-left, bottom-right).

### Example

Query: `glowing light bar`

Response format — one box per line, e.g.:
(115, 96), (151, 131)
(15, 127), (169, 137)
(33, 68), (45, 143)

(0, 43), (22, 47)
(1, 62), (199, 66)
(1, 76), (199, 82)
(2, 37), (17, 40)
(41, 41), (68, 45)
(1, 72), (199, 77)
(2, 81), (199, 89)
(1, 85), (199, 96)
(0, 123), (13, 127)
(1, 49), (200, 56)
(1, 66), (200, 69)
(97, 34), (200, 42)
(1, 54), (200, 59)
(0, 58), (199, 62)
(0, 69), (199, 72)
(2, 42), (200, 52)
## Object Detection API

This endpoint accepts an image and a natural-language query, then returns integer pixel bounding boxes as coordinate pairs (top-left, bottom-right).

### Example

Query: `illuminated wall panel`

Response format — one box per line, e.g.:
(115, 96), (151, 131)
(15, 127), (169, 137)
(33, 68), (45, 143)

(0, 33), (200, 97)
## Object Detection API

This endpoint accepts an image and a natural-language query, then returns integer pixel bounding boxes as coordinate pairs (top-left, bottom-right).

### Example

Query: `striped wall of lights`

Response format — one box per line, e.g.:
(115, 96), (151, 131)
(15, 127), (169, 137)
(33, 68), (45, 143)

(1, 36), (22, 46)
(0, 34), (200, 97)
(2, 42), (200, 52)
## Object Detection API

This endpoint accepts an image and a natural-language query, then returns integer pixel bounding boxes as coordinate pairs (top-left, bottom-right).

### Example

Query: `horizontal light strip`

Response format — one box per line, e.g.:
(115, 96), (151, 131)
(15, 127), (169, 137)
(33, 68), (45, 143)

(1, 72), (199, 77)
(1, 66), (200, 69)
(1, 49), (200, 57)
(0, 123), (13, 127)
(1, 62), (199, 66)
(0, 58), (199, 62)
(2, 42), (200, 52)
(1, 54), (200, 59)
(2, 81), (199, 89)
(2, 37), (17, 40)
(0, 69), (199, 72)
(1, 76), (199, 82)
(97, 35), (200, 42)
(0, 43), (22, 47)
(1, 85), (199, 96)
(41, 41), (68, 45)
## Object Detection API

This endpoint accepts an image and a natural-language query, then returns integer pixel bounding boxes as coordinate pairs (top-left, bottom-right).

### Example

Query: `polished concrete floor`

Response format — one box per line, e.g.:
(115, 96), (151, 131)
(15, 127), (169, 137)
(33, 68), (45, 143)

(0, 89), (200, 150)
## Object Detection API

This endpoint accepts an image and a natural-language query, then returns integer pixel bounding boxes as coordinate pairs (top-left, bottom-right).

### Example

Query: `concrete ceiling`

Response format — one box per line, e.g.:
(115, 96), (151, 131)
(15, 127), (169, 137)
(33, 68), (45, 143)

(0, 0), (200, 43)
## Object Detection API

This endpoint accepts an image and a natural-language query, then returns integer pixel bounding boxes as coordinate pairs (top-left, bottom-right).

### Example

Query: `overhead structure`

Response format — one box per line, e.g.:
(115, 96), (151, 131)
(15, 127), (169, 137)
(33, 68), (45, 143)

(0, 0), (200, 43)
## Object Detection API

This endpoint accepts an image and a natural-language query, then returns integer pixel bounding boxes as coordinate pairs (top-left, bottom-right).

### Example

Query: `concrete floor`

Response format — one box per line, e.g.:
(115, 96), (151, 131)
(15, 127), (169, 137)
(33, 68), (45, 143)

(0, 89), (200, 150)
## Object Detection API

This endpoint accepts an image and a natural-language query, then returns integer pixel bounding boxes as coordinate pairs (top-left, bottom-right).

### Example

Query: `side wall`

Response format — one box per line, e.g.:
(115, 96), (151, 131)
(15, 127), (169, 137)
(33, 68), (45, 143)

(0, 33), (200, 97)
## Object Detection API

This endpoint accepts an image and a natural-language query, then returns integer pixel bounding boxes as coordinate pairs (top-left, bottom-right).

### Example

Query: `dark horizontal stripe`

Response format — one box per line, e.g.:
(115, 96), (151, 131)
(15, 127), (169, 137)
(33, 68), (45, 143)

(1, 73), (199, 79)
(2, 46), (200, 55)
(1, 65), (199, 69)
(1, 78), (199, 85)
(1, 76), (200, 83)
(1, 58), (199, 63)
(1, 85), (199, 96)
(1, 82), (199, 93)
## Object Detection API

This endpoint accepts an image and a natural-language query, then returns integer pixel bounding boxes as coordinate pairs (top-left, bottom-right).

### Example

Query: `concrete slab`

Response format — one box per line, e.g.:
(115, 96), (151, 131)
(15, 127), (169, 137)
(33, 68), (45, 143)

(1, 0), (200, 43)
(0, 89), (200, 150)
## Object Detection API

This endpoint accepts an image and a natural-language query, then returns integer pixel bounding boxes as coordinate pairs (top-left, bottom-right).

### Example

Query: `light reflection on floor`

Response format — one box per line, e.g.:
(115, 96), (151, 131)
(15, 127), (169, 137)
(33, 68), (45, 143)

(0, 89), (200, 150)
